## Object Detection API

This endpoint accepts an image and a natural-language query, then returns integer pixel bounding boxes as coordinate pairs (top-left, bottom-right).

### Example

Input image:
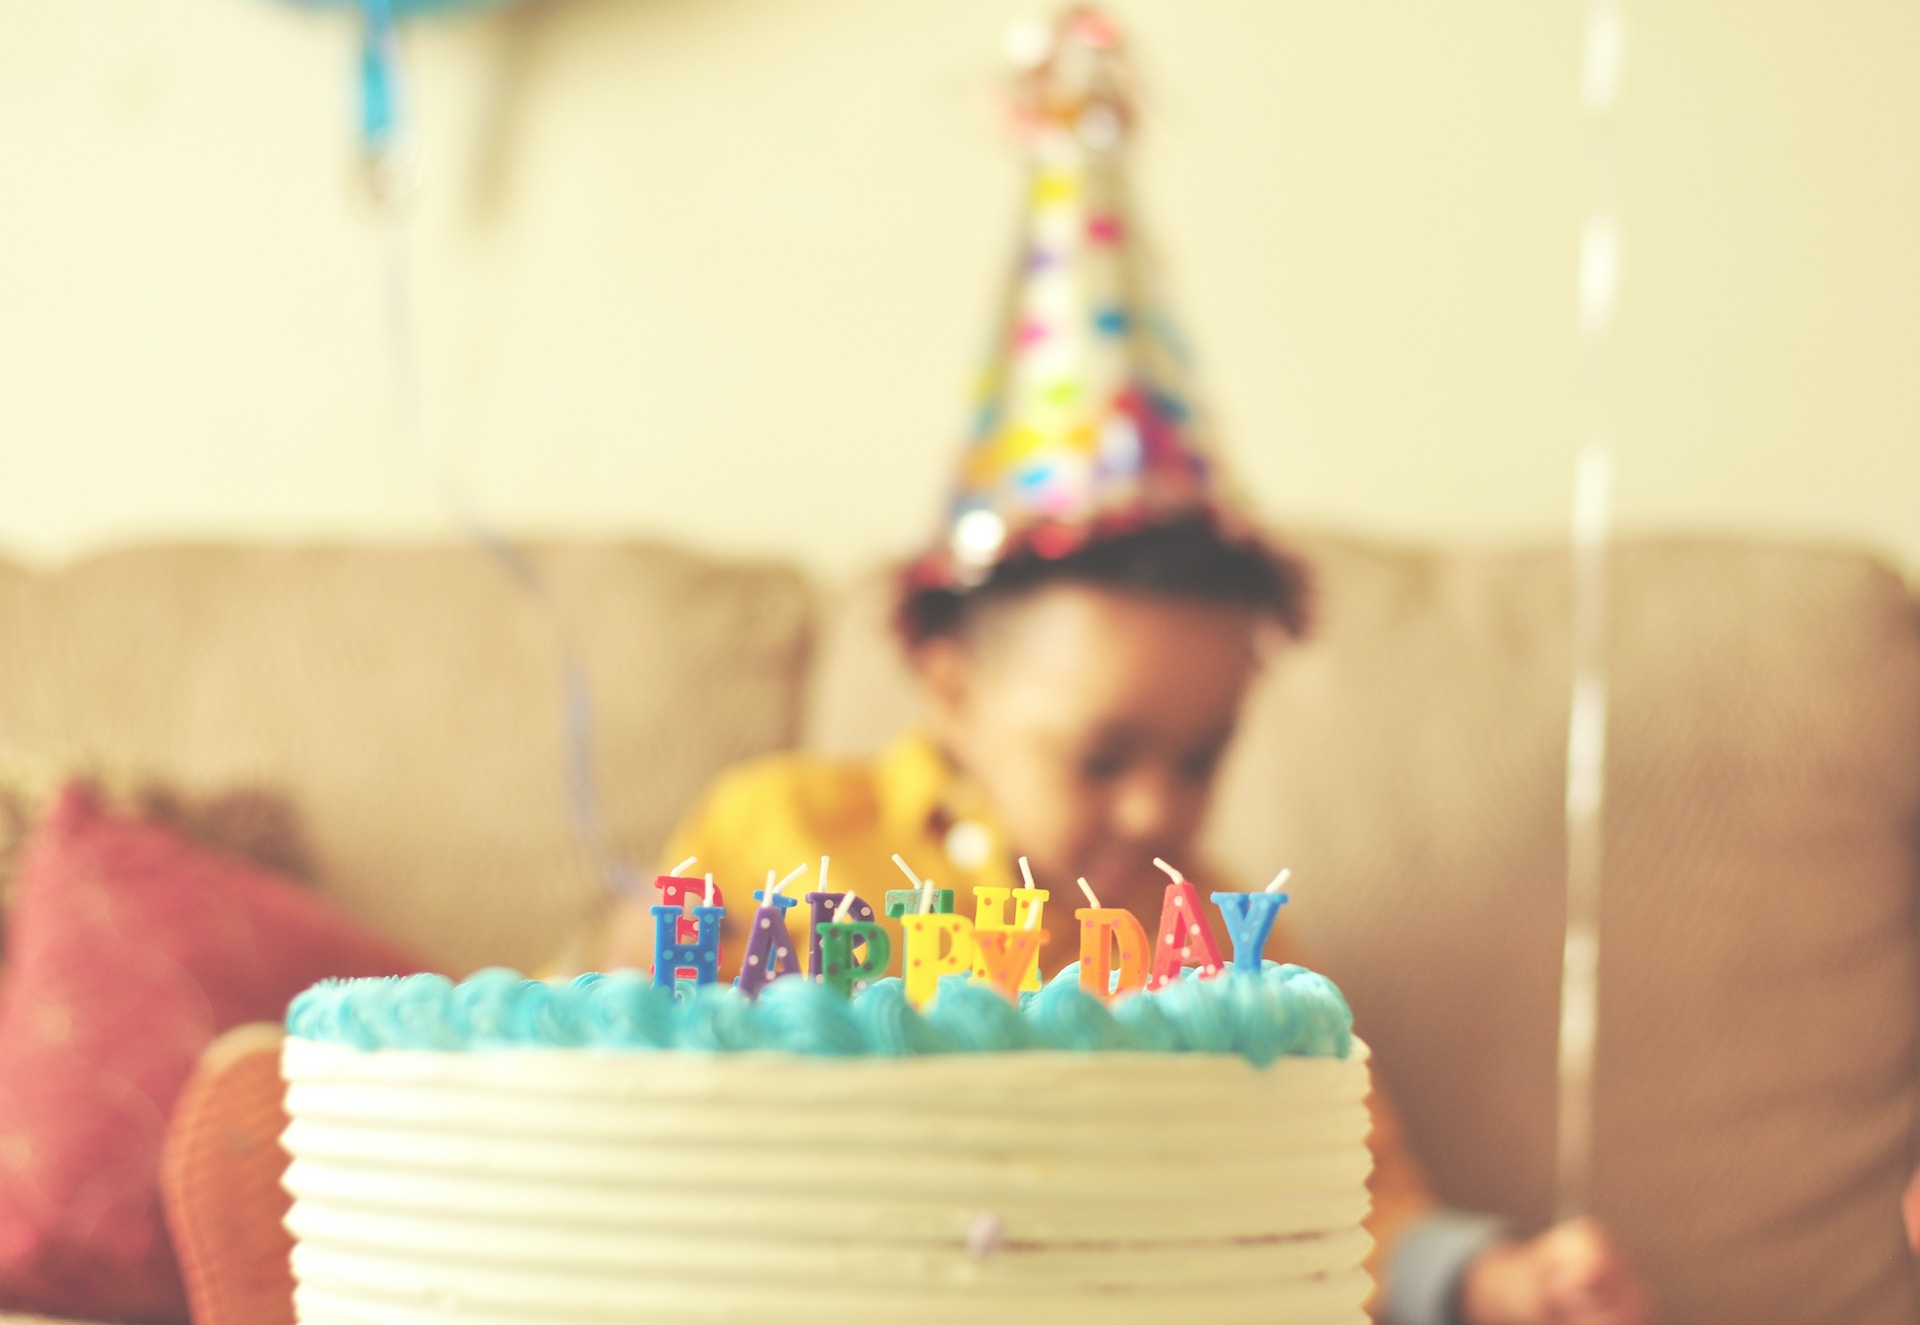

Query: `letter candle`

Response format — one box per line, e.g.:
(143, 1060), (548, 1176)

(649, 900), (724, 991)
(737, 863), (807, 998)
(1009, 856), (1050, 992)
(974, 882), (1044, 1003)
(1147, 857), (1226, 988)
(817, 857), (890, 996)
(896, 853), (974, 1009)
(650, 858), (728, 985)
(885, 886), (955, 917)
(1209, 869), (1291, 975)
(806, 876), (877, 976)
(968, 881), (1044, 991)
(654, 856), (725, 947)
(1072, 876), (1150, 1002)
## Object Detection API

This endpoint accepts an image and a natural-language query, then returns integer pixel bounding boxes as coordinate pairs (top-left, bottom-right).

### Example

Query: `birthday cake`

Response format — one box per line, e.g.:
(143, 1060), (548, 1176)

(279, 960), (1374, 1324)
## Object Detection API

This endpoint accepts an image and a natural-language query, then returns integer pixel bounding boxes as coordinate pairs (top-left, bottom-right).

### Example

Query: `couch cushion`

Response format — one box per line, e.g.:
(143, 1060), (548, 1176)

(0, 786), (423, 1322)
(0, 544), (813, 974)
(804, 532), (1920, 1325)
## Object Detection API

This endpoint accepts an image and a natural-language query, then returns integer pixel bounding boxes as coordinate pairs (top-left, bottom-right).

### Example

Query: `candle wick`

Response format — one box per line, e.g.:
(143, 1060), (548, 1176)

(919, 878), (935, 915)
(832, 889), (859, 924)
(1017, 855), (1037, 892)
(890, 852), (924, 891)
(1264, 868), (1292, 895)
(818, 855), (830, 894)
(703, 873), (714, 908)
(671, 856), (698, 878)
(1152, 857), (1184, 885)
(1077, 876), (1101, 909)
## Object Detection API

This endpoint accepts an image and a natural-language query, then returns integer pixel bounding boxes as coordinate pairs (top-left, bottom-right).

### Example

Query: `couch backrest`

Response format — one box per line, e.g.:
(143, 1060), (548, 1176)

(0, 544), (813, 975)
(806, 531), (1920, 1325)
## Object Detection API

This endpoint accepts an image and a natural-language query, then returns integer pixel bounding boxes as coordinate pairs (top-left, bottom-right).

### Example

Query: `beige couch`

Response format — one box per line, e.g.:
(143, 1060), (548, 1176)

(0, 532), (1915, 1325)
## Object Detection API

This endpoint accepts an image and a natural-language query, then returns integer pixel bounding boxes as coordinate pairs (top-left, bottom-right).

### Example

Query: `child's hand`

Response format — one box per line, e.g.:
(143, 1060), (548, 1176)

(1457, 1218), (1650, 1325)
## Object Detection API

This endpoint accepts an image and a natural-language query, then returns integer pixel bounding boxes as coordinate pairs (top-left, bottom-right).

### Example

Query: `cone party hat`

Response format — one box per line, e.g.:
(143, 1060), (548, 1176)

(910, 7), (1244, 591)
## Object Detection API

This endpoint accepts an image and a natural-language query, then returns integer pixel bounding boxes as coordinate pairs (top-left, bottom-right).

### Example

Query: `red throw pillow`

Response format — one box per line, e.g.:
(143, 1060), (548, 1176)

(0, 784), (426, 1322)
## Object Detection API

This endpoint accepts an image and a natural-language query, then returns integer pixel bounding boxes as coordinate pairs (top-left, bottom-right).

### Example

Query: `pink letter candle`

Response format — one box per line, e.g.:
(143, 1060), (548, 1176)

(1148, 858), (1225, 988)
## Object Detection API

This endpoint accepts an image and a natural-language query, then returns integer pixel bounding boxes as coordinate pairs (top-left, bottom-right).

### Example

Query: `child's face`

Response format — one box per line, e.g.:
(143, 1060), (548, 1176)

(917, 582), (1261, 908)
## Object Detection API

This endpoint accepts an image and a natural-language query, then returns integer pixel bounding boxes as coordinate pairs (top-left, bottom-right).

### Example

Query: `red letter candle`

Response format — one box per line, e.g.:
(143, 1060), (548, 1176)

(654, 864), (725, 947)
(1148, 858), (1225, 988)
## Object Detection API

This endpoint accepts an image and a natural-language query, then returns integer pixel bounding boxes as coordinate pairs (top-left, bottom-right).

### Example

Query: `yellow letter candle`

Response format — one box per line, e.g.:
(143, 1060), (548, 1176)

(899, 914), (975, 1009)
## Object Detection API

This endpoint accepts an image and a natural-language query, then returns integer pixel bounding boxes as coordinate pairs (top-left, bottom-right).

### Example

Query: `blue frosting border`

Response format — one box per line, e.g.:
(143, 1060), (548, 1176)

(286, 963), (1353, 1068)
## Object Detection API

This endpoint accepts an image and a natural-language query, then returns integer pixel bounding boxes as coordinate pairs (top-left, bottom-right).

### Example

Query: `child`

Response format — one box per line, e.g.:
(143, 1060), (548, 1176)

(573, 515), (1647, 1325)
(571, 13), (1651, 1322)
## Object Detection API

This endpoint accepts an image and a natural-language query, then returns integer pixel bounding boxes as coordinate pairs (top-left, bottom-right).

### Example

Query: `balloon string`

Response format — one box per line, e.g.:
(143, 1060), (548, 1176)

(371, 52), (641, 901)
(1557, 0), (1625, 1226)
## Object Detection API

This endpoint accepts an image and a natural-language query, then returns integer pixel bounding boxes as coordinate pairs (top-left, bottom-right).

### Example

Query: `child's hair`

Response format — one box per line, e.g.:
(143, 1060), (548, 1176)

(895, 514), (1313, 647)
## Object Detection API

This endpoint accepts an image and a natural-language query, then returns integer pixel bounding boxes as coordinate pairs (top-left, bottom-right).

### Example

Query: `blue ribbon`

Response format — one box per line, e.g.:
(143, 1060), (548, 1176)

(276, 0), (533, 156)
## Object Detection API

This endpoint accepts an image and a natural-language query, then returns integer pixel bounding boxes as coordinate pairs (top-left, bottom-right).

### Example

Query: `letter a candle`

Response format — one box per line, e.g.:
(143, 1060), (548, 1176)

(1148, 857), (1226, 988)
(737, 863), (808, 998)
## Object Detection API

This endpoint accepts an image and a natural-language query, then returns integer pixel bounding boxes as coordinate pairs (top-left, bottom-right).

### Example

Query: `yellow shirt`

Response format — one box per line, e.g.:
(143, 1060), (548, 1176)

(562, 732), (1436, 1307)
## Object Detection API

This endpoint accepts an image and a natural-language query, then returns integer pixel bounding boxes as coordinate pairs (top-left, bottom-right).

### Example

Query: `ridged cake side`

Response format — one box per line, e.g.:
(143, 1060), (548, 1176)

(281, 1039), (1374, 1324)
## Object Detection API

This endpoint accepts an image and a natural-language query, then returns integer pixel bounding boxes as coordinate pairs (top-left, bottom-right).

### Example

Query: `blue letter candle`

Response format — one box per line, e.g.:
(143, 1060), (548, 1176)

(1209, 889), (1289, 974)
(649, 905), (725, 990)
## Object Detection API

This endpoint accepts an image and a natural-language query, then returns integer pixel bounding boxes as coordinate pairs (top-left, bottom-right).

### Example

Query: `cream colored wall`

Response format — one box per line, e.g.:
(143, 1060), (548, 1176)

(3, 0), (1915, 576)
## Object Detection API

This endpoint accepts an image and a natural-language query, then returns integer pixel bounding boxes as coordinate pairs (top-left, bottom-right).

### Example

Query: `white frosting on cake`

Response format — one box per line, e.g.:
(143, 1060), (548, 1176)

(281, 1037), (1374, 1323)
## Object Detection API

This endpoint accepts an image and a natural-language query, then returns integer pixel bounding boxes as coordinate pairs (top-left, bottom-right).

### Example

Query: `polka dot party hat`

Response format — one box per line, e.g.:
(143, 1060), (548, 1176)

(908, 6), (1248, 592)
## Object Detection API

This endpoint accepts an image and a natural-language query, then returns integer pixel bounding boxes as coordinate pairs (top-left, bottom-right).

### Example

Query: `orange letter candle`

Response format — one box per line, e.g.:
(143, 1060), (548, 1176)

(1073, 891), (1150, 1001)
(973, 928), (1046, 1003)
